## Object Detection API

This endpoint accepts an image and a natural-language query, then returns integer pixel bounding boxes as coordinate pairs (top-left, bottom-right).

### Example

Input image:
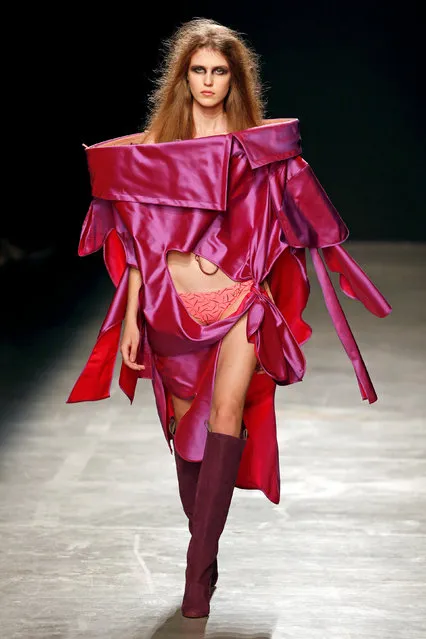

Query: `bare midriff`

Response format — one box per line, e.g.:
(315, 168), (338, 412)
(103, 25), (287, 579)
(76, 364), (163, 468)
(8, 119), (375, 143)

(166, 250), (274, 326)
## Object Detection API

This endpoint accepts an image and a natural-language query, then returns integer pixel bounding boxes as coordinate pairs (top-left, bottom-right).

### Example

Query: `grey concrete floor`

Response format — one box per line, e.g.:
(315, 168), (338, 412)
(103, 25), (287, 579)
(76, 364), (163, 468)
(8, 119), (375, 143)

(0, 242), (425, 639)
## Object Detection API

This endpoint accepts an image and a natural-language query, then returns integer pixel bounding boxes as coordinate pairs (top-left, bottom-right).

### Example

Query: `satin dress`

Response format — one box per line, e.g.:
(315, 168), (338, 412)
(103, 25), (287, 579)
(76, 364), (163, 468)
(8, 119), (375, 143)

(67, 118), (392, 504)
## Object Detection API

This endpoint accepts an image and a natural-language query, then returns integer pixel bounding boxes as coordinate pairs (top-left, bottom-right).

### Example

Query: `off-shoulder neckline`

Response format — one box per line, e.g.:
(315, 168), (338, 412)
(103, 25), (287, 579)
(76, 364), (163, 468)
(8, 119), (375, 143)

(87, 118), (299, 150)
(192, 118), (298, 141)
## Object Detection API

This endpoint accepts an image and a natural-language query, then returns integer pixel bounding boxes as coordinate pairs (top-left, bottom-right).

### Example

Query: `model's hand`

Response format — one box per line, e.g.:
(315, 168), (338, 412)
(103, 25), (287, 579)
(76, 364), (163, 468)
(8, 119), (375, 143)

(120, 320), (145, 370)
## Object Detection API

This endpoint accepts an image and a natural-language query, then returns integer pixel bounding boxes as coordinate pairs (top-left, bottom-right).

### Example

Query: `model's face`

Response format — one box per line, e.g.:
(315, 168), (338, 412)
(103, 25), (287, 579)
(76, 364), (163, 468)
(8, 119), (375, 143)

(187, 47), (231, 108)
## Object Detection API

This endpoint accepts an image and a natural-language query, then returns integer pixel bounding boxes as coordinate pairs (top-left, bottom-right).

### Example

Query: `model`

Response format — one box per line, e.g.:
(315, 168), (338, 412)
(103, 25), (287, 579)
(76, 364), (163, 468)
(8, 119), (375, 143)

(67, 18), (392, 618)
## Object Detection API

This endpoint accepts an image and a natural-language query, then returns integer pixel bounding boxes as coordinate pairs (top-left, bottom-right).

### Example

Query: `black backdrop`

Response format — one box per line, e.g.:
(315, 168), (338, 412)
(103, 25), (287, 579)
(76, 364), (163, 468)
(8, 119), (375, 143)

(13, 0), (426, 256)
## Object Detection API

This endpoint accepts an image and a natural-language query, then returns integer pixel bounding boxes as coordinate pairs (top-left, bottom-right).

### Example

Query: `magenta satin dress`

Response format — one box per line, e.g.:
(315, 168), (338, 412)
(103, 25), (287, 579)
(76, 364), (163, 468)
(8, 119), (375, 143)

(67, 118), (392, 504)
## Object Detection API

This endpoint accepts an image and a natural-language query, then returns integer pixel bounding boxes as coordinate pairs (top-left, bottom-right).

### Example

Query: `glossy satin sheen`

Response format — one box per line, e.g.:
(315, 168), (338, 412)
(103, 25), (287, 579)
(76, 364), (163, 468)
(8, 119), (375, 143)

(67, 119), (392, 504)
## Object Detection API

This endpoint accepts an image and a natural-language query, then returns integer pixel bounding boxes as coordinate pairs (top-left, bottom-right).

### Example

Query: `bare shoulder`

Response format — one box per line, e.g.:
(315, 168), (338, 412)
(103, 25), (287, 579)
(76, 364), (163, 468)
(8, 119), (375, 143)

(142, 129), (157, 144)
(261, 118), (296, 125)
(126, 130), (157, 145)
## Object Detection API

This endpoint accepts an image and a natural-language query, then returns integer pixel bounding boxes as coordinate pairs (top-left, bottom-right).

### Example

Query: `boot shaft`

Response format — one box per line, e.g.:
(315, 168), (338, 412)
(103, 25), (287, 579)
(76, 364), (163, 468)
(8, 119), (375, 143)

(187, 430), (246, 575)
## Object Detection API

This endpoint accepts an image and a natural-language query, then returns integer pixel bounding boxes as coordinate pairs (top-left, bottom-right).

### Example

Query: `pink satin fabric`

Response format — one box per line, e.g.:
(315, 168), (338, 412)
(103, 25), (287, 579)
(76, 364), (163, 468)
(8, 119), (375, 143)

(67, 119), (392, 504)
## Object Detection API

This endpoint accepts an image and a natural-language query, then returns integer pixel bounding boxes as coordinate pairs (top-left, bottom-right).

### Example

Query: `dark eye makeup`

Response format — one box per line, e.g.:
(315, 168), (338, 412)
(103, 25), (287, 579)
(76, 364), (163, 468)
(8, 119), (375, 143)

(190, 66), (229, 74)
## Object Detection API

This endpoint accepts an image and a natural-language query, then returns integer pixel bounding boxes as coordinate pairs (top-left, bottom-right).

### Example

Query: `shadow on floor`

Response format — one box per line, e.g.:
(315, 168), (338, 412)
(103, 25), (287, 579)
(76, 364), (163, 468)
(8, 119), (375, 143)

(0, 247), (111, 443)
(146, 606), (276, 638)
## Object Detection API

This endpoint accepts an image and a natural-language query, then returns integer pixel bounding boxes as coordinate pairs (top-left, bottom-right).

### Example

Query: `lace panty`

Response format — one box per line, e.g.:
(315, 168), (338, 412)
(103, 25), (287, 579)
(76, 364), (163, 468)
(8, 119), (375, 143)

(178, 279), (255, 325)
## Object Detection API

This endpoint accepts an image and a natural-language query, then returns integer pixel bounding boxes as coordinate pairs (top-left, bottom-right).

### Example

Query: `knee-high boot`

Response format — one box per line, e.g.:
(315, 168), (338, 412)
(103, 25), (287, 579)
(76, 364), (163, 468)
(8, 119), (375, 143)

(169, 417), (219, 589)
(181, 426), (247, 618)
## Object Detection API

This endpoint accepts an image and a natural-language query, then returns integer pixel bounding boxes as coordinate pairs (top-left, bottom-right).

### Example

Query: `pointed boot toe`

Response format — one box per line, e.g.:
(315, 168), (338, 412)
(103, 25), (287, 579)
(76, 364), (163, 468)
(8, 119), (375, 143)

(181, 582), (211, 618)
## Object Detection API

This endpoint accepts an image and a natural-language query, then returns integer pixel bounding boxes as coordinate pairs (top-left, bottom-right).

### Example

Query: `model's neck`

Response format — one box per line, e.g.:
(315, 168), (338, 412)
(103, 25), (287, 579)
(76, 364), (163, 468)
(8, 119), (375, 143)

(192, 102), (228, 138)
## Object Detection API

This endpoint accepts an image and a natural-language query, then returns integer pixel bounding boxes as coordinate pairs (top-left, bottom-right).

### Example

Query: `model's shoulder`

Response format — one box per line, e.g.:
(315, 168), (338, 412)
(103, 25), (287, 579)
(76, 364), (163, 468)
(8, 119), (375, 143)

(260, 117), (297, 126)
(141, 129), (156, 144)
(121, 130), (156, 145)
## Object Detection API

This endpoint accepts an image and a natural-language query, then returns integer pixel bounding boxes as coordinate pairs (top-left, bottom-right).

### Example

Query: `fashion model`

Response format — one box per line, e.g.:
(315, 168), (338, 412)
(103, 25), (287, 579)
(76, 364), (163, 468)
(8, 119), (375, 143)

(68, 18), (392, 618)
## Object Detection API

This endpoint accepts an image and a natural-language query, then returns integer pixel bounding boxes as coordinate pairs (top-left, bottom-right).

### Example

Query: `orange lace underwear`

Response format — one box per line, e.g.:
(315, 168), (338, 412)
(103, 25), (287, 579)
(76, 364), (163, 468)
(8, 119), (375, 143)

(178, 279), (255, 325)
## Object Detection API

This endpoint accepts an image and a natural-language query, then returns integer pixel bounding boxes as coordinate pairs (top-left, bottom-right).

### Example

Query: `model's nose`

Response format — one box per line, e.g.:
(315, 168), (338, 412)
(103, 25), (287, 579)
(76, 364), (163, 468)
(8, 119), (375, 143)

(204, 72), (213, 86)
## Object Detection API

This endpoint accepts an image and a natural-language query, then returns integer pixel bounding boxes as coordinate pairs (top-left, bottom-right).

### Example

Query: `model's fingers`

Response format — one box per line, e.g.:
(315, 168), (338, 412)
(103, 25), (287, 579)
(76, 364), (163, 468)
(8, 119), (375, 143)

(124, 361), (145, 371)
(120, 337), (144, 370)
(120, 341), (131, 364)
(125, 361), (142, 370)
(130, 340), (138, 363)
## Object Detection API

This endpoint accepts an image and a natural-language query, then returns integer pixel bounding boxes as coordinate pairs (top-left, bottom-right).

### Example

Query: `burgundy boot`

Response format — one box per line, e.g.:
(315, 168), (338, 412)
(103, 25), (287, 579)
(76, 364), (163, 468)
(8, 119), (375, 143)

(169, 417), (219, 589)
(181, 427), (247, 618)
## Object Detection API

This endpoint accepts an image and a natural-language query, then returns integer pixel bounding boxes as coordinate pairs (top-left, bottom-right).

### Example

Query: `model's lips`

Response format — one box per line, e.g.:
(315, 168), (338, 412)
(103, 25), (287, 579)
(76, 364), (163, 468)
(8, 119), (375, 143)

(201, 91), (214, 95)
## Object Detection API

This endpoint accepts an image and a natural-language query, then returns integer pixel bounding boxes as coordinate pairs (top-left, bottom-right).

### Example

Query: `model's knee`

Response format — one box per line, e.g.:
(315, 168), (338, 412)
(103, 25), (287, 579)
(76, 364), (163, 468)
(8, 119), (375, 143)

(209, 401), (243, 437)
(211, 399), (243, 422)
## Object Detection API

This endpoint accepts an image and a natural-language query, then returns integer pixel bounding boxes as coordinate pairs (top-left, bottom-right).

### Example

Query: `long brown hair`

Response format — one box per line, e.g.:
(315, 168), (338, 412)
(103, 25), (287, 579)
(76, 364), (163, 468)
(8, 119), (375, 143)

(142, 18), (266, 143)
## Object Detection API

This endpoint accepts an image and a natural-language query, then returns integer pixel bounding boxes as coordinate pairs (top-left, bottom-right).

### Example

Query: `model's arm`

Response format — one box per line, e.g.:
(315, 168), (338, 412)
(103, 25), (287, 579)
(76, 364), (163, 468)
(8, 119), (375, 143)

(119, 129), (155, 371)
(125, 267), (142, 324)
(120, 267), (145, 370)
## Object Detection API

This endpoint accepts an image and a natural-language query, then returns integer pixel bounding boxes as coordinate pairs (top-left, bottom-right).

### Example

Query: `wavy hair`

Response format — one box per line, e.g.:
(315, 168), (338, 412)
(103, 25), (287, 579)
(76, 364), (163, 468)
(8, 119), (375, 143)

(142, 18), (266, 142)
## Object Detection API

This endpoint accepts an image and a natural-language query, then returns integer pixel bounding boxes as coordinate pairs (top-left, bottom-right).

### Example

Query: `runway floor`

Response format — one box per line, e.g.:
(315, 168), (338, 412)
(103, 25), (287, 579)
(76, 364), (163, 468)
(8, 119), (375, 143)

(0, 242), (425, 638)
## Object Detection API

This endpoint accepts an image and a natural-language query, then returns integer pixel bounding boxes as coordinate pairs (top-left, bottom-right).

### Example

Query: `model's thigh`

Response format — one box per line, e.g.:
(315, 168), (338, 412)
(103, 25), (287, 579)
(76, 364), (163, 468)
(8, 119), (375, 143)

(171, 394), (193, 424)
(210, 312), (257, 428)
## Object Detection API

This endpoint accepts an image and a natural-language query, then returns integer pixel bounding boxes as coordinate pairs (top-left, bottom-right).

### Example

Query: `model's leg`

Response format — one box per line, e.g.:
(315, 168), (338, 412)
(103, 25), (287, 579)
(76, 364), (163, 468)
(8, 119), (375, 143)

(208, 310), (258, 436)
(169, 394), (219, 591)
(182, 312), (256, 618)
(169, 396), (198, 526)
(170, 394), (193, 425)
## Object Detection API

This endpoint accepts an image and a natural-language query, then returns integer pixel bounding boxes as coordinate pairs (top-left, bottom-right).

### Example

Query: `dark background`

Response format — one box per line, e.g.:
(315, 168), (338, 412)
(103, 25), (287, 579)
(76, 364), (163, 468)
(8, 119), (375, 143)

(1, 1), (424, 424)
(9, 0), (426, 256)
